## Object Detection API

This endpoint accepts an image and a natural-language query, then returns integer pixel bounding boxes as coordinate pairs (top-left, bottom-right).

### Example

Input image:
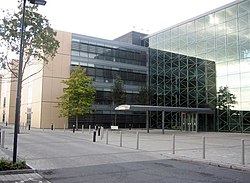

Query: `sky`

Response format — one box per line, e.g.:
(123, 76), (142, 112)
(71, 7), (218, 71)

(1, 0), (235, 40)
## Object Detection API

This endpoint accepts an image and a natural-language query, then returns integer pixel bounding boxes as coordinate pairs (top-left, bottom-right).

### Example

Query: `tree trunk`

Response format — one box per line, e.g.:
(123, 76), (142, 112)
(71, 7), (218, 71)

(115, 113), (117, 126)
(76, 115), (78, 130)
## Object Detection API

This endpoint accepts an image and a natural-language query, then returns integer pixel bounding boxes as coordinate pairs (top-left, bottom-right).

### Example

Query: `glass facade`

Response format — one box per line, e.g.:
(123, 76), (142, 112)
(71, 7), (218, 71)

(71, 39), (147, 66)
(146, 0), (250, 132)
(148, 49), (216, 131)
(69, 34), (148, 128)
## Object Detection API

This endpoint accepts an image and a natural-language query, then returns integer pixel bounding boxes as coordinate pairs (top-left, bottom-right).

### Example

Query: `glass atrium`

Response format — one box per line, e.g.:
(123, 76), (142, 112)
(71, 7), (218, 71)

(146, 0), (250, 132)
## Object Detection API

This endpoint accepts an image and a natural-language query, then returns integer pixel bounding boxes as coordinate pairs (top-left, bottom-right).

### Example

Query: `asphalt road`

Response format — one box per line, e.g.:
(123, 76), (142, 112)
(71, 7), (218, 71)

(2, 126), (250, 183)
(38, 159), (250, 183)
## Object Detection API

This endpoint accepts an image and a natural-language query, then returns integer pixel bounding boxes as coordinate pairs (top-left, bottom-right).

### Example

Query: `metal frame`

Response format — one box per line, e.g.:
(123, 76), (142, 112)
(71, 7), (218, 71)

(116, 104), (214, 133)
(146, 46), (217, 132)
(217, 109), (250, 133)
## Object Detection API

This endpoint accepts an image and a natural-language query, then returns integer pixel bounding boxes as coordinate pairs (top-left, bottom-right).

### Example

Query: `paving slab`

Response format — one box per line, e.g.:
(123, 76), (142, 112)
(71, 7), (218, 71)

(1, 124), (250, 182)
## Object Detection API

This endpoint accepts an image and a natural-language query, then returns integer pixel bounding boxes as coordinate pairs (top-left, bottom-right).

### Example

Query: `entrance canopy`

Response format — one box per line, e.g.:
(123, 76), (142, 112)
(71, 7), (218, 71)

(115, 105), (215, 114)
(115, 105), (215, 133)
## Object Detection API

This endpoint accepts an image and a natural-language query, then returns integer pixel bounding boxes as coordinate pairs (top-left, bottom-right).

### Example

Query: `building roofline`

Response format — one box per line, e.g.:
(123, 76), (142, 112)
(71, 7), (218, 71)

(72, 32), (148, 51)
(143, 0), (246, 39)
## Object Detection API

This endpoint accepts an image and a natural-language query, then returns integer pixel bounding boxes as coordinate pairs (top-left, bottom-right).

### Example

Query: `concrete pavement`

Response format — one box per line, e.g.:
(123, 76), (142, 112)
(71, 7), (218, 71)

(0, 123), (250, 182)
(0, 125), (49, 182)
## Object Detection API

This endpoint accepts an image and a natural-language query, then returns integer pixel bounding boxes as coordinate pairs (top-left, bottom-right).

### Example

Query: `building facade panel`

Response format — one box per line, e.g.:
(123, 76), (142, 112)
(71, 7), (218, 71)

(0, 69), (17, 125)
(69, 33), (148, 128)
(20, 30), (72, 128)
(148, 48), (216, 131)
(146, 0), (250, 132)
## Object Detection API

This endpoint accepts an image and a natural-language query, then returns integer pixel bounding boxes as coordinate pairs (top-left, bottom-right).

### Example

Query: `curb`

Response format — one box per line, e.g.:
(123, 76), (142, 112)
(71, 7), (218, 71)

(0, 147), (37, 176)
(163, 154), (250, 172)
(0, 168), (36, 175)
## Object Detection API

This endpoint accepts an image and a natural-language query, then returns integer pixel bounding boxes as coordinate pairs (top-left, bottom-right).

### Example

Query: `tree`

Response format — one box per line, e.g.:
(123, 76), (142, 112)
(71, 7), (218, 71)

(57, 66), (96, 130)
(111, 75), (125, 106)
(136, 85), (151, 133)
(0, 1), (59, 80)
(217, 86), (237, 110)
(111, 75), (125, 126)
(1, 0), (60, 164)
(136, 85), (150, 105)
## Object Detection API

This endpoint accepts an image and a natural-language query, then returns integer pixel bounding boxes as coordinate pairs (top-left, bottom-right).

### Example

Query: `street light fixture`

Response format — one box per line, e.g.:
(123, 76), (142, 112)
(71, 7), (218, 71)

(13, 0), (46, 163)
(29, 0), (47, 5)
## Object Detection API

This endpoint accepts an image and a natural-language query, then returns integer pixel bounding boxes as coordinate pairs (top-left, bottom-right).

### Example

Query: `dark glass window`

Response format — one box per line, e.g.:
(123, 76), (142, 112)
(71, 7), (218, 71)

(71, 41), (147, 66)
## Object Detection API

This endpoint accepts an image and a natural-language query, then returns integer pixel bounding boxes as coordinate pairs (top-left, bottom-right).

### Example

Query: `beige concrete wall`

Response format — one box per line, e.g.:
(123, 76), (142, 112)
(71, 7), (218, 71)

(0, 59), (43, 127)
(20, 46), (44, 128)
(2, 75), (8, 124)
(0, 70), (17, 125)
(40, 30), (71, 128)
(0, 75), (4, 123)
(8, 78), (17, 124)
(0, 75), (2, 109)
(1, 30), (71, 129)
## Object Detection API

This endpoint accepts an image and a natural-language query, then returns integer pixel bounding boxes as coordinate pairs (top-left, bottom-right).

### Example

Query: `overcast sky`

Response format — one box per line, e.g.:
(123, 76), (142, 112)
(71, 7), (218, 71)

(1, 0), (235, 40)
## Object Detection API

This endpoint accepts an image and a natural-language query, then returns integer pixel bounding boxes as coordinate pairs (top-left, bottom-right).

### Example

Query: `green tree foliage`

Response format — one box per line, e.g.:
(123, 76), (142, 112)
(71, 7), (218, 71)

(111, 75), (125, 106)
(136, 85), (150, 105)
(57, 66), (96, 130)
(0, 158), (27, 171)
(0, 0), (59, 80)
(217, 86), (237, 110)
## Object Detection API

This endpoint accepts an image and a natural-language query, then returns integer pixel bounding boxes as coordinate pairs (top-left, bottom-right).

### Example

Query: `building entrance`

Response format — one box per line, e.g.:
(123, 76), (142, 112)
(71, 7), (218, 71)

(181, 112), (197, 132)
(115, 105), (214, 133)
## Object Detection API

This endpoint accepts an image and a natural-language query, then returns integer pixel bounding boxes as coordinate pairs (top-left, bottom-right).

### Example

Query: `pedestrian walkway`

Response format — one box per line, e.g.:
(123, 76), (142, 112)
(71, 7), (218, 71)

(0, 123), (250, 182)
(0, 150), (50, 183)
(0, 172), (49, 183)
(0, 124), (49, 183)
(108, 129), (250, 171)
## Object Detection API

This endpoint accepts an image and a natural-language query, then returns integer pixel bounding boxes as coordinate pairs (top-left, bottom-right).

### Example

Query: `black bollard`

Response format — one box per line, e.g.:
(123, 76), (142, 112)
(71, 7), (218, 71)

(5, 122), (7, 126)
(28, 124), (31, 130)
(93, 130), (96, 142)
(51, 123), (54, 130)
(73, 125), (76, 133)
(129, 124), (132, 130)
(98, 127), (101, 136)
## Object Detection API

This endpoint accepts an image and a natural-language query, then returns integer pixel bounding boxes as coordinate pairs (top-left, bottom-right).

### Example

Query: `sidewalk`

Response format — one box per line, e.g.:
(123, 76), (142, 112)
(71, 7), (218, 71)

(129, 129), (250, 170)
(0, 125), (49, 183)
(81, 127), (250, 172)
(0, 124), (249, 182)
(0, 150), (50, 183)
(105, 129), (250, 170)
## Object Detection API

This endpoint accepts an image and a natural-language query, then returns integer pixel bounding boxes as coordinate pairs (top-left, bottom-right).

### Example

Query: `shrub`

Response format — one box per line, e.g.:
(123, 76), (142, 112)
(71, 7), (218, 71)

(0, 158), (28, 171)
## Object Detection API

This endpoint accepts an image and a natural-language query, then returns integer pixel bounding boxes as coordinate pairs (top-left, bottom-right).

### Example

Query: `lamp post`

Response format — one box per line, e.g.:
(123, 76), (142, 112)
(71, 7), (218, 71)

(13, 0), (46, 163)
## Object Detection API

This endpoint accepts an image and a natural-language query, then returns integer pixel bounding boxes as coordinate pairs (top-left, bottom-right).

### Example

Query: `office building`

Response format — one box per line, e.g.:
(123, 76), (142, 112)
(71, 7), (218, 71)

(144, 0), (250, 132)
(0, 0), (249, 132)
(0, 31), (148, 129)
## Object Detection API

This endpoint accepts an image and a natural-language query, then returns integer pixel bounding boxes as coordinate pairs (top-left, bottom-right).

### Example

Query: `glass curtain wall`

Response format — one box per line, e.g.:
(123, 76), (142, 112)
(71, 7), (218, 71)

(147, 0), (250, 132)
(148, 48), (216, 131)
(69, 35), (148, 128)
